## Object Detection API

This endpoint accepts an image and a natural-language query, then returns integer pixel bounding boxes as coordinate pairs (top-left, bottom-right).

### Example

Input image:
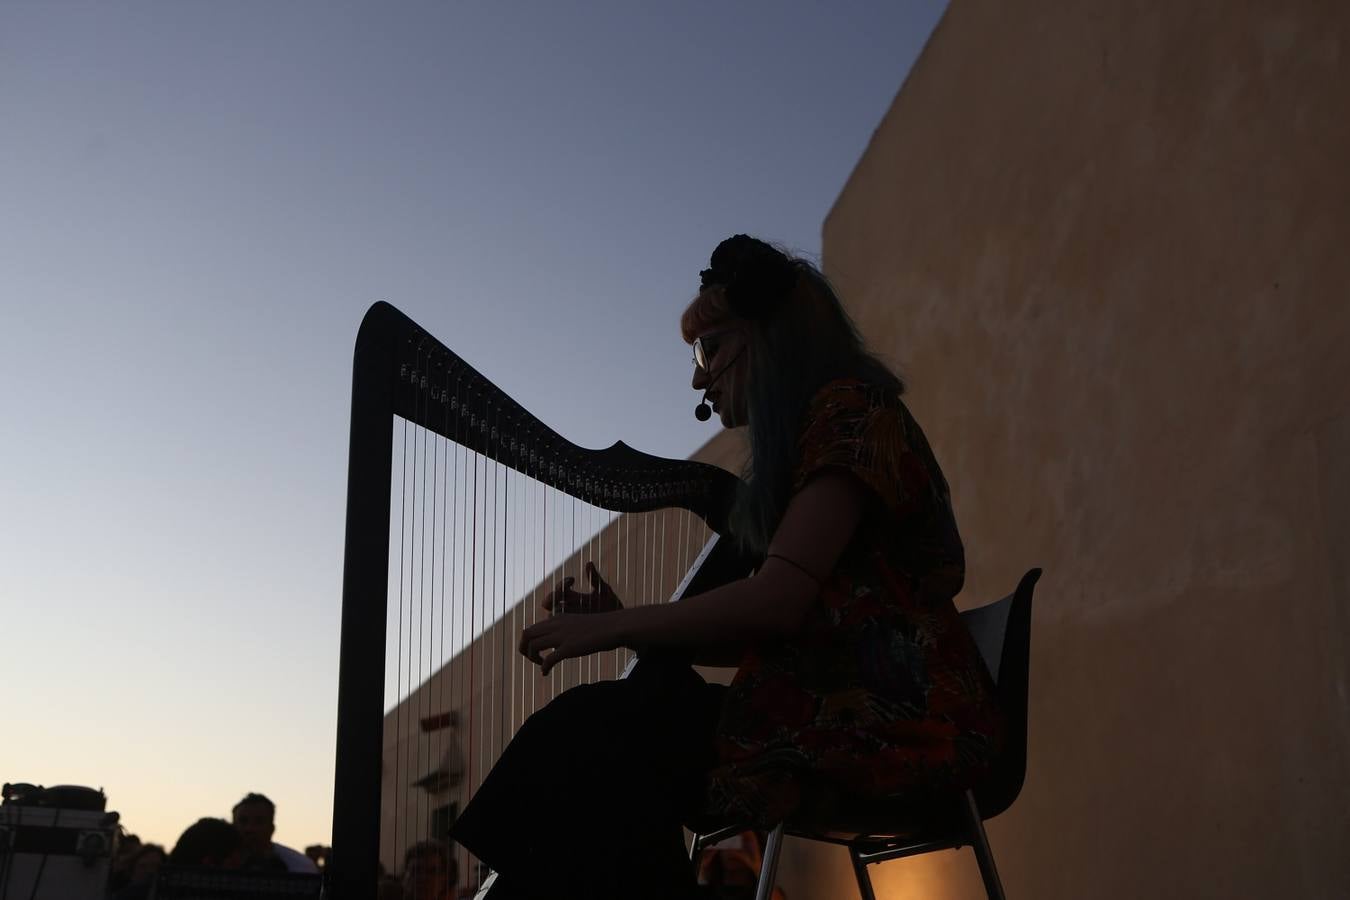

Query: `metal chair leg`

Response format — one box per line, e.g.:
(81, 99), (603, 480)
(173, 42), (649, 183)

(848, 846), (878, 900)
(470, 869), (496, 900)
(689, 824), (747, 862)
(754, 823), (785, 900)
(962, 790), (1006, 900)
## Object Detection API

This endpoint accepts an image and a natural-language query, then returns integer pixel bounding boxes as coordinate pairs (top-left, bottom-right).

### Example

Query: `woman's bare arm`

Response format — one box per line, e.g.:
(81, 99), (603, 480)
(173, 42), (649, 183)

(520, 469), (871, 673)
(614, 469), (870, 654)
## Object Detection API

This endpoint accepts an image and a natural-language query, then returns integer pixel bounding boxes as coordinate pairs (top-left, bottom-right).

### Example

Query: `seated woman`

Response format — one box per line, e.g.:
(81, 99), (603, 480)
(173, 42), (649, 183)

(450, 235), (1005, 899)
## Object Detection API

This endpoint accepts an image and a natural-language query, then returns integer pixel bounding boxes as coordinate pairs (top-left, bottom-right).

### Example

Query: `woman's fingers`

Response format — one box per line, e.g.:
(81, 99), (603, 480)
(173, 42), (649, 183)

(539, 645), (568, 676)
(585, 562), (621, 610)
(543, 593), (587, 614)
(519, 620), (551, 662)
(520, 619), (573, 673)
(519, 612), (616, 674)
(541, 576), (579, 613)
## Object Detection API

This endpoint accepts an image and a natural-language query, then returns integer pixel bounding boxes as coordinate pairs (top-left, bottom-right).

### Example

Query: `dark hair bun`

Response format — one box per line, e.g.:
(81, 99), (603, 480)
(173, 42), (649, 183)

(699, 234), (798, 319)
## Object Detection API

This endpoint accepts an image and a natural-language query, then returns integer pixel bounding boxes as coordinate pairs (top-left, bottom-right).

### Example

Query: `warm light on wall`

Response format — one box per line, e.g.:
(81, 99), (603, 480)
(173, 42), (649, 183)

(868, 852), (971, 899)
(777, 836), (988, 899)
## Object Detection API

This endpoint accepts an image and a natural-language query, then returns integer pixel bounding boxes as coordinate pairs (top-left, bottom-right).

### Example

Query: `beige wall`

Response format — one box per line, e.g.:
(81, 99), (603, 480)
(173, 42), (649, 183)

(809, 0), (1350, 896)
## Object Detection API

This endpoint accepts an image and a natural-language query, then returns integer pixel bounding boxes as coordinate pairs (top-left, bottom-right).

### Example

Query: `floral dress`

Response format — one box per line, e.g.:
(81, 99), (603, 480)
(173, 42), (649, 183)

(704, 378), (1006, 827)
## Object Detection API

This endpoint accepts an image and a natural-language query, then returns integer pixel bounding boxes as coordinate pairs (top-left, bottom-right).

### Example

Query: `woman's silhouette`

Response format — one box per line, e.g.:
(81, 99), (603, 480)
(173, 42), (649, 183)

(451, 235), (1004, 899)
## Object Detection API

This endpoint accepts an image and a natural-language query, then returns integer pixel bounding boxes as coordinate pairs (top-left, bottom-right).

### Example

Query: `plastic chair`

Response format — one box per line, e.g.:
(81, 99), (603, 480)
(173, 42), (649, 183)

(691, 567), (1040, 900)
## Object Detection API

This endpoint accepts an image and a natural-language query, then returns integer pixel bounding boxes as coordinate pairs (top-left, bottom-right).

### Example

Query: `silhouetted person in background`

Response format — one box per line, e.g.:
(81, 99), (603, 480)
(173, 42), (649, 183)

(403, 840), (457, 900)
(109, 844), (166, 900)
(107, 832), (142, 893)
(232, 792), (320, 873)
(303, 843), (331, 872)
(169, 817), (245, 869)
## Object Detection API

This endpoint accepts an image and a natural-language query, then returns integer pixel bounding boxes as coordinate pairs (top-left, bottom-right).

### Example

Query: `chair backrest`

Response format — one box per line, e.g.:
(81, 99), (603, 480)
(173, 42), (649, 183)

(959, 567), (1040, 820)
(962, 592), (1014, 682)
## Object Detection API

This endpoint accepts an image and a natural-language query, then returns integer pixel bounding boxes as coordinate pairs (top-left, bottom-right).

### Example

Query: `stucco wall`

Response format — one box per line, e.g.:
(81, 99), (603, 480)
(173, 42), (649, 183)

(811, 0), (1350, 896)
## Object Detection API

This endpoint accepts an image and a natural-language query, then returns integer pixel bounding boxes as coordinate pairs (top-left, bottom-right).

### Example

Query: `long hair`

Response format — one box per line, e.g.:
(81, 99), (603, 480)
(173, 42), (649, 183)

(681, 247), (905, 558)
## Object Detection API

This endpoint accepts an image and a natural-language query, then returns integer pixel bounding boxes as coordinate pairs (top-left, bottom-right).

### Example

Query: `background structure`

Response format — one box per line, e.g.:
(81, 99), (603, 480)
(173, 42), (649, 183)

(814, 0), (1349, 895)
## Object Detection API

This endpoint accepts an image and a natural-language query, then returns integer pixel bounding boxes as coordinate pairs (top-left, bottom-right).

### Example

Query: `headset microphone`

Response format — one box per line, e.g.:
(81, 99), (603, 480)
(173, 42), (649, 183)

(693, 346), (744, 421)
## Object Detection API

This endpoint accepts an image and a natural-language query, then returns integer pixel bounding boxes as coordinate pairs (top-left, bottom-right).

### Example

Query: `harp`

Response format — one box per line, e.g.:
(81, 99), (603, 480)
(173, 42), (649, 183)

(327, 302), (754, 898)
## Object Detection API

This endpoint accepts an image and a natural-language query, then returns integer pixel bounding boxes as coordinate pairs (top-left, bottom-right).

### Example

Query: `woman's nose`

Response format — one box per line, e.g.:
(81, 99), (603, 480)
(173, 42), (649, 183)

(691, 365), (709, 391)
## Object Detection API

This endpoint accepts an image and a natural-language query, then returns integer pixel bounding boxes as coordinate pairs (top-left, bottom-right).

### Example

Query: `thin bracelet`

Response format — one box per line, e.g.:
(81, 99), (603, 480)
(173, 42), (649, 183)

(766, 552), (824, 586)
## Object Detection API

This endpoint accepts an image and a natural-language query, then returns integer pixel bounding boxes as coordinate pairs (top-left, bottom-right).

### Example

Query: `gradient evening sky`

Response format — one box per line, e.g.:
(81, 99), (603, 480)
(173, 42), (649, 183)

(0, 1), (946, 850)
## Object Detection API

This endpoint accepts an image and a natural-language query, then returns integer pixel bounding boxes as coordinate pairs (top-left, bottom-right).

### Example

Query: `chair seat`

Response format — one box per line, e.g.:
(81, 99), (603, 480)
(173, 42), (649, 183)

(782, 780), (972, 848)
(687, 779), (981, 846)
(788, 811), (966, 847)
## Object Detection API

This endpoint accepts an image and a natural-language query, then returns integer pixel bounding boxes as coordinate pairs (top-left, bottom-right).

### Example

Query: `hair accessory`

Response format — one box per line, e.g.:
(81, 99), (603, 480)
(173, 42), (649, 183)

(699, 234), (798, 319)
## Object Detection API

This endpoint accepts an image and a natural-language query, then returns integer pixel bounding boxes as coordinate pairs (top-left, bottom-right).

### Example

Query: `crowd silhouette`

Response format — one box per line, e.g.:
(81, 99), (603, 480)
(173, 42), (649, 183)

(3, 782), (780, 899)
(0, 784), (455, 900)
(101, 792), (346, 899)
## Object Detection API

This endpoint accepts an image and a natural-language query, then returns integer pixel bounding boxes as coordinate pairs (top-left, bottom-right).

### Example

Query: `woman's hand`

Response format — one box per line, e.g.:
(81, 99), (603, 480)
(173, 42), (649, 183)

(519, 610), (625, 676)
(541, 561), (623, 615)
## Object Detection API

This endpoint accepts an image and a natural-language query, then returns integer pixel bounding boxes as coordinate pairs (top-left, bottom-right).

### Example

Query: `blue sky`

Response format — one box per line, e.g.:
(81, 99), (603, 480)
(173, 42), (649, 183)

(0, 1), (946, 849)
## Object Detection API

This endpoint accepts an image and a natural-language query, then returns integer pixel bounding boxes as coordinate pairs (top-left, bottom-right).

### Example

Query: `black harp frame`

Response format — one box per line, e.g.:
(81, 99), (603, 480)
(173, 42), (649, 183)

(327, 301), (753, 898)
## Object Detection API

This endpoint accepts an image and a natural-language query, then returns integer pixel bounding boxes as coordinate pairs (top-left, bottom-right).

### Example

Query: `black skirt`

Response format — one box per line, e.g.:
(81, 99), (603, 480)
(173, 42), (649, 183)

(450, 657), (731, 900)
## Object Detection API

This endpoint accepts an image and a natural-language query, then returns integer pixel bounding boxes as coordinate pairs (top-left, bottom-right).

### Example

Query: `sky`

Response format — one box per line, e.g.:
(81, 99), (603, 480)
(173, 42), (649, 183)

(0, 1), (946, 852)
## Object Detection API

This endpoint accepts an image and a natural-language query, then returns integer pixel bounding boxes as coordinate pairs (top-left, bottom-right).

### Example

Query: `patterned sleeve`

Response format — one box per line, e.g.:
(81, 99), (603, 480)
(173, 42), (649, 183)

(792, 379), (935, 521)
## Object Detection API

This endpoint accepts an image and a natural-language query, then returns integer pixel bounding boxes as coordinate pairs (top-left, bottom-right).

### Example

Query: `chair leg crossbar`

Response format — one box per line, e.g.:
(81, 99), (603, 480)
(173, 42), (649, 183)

(690, 788), (1008, 900)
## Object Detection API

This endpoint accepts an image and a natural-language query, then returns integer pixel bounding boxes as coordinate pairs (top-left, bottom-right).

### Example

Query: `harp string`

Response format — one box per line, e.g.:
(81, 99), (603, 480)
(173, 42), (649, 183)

(441, 378), (454, 848)
(469, 402), (481, 812)
(567, 473), (576, 688)
(433, 385), (448, 848)
(587, 500), (595, 683)
(417, 365), (429, 853)
(381, 401), (724, 888)
(623, 495), (631, 672)
(498, 407), (510, 777)
(415, 358), (426, 852)
(476, 409), (488, 811)
(455, 381), (470, 880)
(408, 379), (417, 855)
(393, 398), (408, 865)
(508, 445), (518, 745)
(527, 435), (537, 736)
(649, 509), (658, 610)
(488, 404), (499, 786)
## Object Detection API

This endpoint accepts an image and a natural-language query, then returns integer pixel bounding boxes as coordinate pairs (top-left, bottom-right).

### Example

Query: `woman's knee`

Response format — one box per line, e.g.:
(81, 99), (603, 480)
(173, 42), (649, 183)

(518, 681), (611, 735)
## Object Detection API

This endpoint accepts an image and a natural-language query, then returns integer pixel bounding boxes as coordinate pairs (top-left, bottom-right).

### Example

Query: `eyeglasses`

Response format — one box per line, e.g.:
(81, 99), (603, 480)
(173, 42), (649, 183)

(692, 328), (738, 372)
